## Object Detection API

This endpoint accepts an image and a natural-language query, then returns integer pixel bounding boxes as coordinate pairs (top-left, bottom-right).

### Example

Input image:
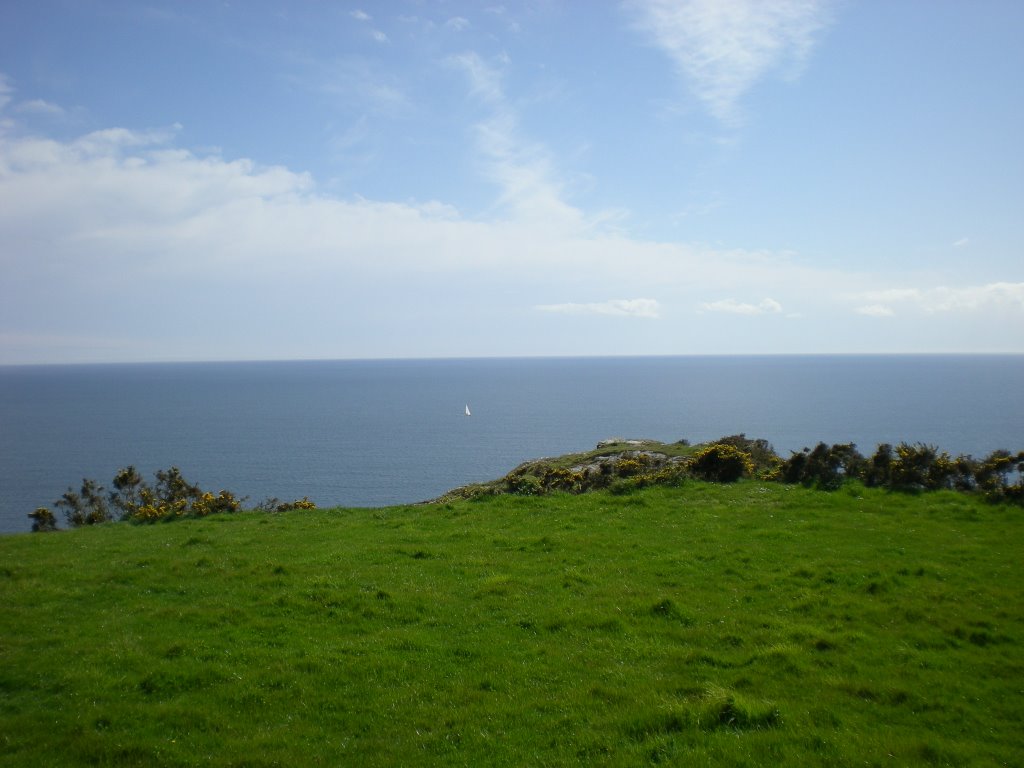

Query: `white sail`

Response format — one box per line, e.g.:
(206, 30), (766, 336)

(465, 404), (471, 416)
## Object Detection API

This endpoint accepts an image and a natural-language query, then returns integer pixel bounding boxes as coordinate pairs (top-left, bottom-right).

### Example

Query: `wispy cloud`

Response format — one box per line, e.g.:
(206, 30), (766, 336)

(855, 304), (895, 318)
(14, 99), (65, 117)
(952, 237), (969, 248)
(449, 51), (505, 103)
(536, 299), (661, 318)
(449, 52), (581, 228)
(853, 283), (1024, 316)
(699, 297), (783, 315)
(349, 9), (388, 43)
(3, 115), (1019, 362)
(627, 0), (833, 123)
(446, 17), (470, 32)
(319, 57), (409, 117)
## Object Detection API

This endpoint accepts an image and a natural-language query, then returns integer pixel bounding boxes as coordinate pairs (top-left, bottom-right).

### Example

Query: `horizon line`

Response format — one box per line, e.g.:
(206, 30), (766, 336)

(2, 351), (1023, 369)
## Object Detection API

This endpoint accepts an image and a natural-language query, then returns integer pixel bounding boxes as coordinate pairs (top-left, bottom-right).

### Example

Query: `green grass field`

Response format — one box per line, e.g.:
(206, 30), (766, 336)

(1, 482), (1021, 766)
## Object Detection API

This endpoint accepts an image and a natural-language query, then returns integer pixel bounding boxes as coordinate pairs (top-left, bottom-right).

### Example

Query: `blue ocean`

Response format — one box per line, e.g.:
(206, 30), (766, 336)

(1, 355), (1021, 534)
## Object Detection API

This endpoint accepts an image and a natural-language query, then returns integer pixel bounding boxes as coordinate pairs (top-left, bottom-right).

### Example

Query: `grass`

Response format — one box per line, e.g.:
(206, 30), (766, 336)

(1, 481), (1021, 766)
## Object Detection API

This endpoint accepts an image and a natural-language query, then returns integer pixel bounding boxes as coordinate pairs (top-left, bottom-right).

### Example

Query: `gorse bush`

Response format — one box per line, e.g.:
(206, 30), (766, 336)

(27, 507), (58, 533)
(712, 434), (779, 475)
(273, 497), (318, 512)
(689, 444), (754, 483)
(56, 478), (113, 527)
(30, 437), (1024, 531)
(975, 449), (1024, 503)
(31, 467), (317, 531)
(489, 435), (1023, 505)
(781, 442), (864, 491)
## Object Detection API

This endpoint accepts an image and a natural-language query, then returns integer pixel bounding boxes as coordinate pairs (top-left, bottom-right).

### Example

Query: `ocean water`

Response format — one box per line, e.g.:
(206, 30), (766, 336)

(1, 355), (1021, 534)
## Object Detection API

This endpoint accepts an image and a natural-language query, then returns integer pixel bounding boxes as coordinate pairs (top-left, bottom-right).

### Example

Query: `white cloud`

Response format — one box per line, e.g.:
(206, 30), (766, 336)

(854, 284), (1024, 314)
(699, 297), (783, 315)
(15, 99), (65, 117)
(628, 0), (833, 123)
(536, 299), (661, 318)
(446, 17), (470, 32)
(0, 126), (799, 289)
(449, 52), (581, 229)
(371, 30), (389, 43)
(855, 288), (920, 304)
(2, 120), (1020, 362)
(448, 51), (504, 103)
(952, 237), (969, 248)
(350, 10), (371, 22)
(928, 283), (1024, 312)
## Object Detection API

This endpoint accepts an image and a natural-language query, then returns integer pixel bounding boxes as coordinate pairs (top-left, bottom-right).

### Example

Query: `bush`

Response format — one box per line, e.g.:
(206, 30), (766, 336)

(644, 464), (688, 488)
(505, 473), (543, 496)
(276, 497), (317, 512)
(713, 435), (778, 473)
(864, 444), (893, 488)
(890, 443), (953, 492)
(27, 507), (58, 533)
(781, 443), (864, 491)
(615, 458), (646, 478)
(110, 466), (144, 519)
(975, 450), (1024, 504)
(542, 467), (585, 493)
(780, 451), (807, 485)
(56, 478), (112, 527)
(42, 466), (252, 528)
(191, 490), (243, 517)
(689, 444), (754, 483)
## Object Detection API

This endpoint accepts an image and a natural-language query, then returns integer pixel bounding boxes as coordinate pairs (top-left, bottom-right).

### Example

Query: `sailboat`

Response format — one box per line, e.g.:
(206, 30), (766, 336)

(465, 404), (471, 417)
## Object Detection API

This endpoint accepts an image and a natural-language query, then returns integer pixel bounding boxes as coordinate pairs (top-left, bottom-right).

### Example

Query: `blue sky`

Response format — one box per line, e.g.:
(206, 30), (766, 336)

(1, 0), (1021, 363)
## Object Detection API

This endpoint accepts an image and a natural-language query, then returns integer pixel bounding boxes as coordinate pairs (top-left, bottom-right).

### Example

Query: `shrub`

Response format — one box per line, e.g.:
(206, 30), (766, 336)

(110, 466), (144, 519)
(804, 443), (843, 490)
(975, 450), (1024, 504)
(542, 467), (585, 493)
(56, 478), (112, 527)
(780, 451), (808, 485)
(28, 507), (58, 532)
(506, 473), (543, 496)
(950, 455), (979, 491)
(689, 444), (754, 483)
(864, 444), (893, 488)
(192, 490), (243, 517)
(890, 443), (952, 492)
(781, 443), (864, 490)
(615, 458), (645, 478)
(713, 434), (778, 472)
(275, 497), (317, 512)
(45, 466), (252, 526)
(153, 467), (202, 509)
(644, 464), (688, 488)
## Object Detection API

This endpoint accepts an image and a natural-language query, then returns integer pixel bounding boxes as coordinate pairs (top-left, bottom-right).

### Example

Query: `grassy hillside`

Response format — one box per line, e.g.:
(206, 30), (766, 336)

(1, 482), (1021, 766)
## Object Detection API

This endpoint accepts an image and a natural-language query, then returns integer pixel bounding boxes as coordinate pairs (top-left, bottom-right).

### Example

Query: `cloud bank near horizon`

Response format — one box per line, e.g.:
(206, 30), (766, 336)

(1, 110), (1021, 363)
(0, 1), (1021, 362)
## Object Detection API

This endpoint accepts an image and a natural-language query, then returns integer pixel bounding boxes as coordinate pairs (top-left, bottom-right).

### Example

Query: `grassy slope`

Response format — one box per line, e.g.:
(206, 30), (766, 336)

(1, 482), (1021, 767)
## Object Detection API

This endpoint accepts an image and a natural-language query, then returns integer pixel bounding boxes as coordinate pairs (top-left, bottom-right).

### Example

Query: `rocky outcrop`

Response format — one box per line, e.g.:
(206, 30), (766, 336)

(430, 439), (696, 502)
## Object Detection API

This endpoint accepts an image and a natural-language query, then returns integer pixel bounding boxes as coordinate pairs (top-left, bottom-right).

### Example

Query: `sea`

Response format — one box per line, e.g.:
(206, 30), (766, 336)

(1, 355), (1021, 535)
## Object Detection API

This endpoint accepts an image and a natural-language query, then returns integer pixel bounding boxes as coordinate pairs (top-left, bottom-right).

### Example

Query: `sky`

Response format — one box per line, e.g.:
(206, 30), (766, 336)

(1, 0), (1022, 364)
